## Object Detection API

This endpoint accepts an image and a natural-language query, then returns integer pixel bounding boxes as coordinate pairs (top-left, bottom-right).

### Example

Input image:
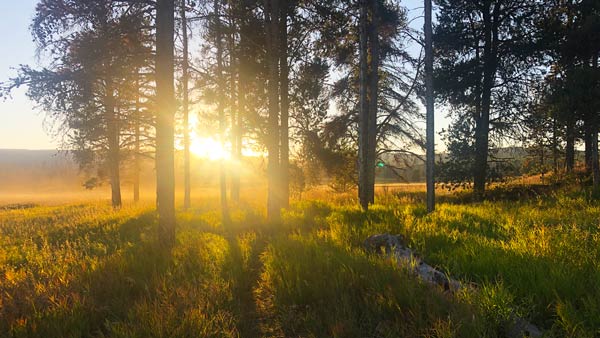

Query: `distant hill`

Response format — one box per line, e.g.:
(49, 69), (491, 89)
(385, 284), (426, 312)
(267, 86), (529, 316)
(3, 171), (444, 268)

(377, 146), (556, 183)
(0, 149), (267, 198)
(0, 149), (80, 191)
(0, 149), (69, 164)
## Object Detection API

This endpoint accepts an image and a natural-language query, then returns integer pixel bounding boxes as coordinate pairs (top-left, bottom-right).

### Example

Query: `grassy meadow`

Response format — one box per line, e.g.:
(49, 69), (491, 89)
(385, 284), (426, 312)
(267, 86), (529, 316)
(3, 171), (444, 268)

(1, 186), (599, 337)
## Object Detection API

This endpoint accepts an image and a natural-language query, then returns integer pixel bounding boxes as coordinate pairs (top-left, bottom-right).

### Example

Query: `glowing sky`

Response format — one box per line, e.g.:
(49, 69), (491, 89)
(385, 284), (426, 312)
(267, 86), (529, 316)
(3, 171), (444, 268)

(0, 0), (447, 151)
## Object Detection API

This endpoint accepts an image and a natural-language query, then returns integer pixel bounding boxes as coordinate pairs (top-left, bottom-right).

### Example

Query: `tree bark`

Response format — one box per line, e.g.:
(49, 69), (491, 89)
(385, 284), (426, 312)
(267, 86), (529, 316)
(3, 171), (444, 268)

(473, 3), (497, 198)
(424, 0), (435, 213)
(592, 55), (599, 190)
(228, 2), (241, 203)
(585, 120), (593, 174)
(181, 0), (191, 210)
(358, 0), (370, 210)
(133, 73), (141, 203)
(565, 120), (575, 172)
(105, 81), (122, 209)
(552, 112), (559, 173)
(214, 0), (230, 223)
(279, 0), (290, 209)
(593, 129), (599, 190)
(266, 0), (281, 222)
(366, 0), (379, 207)
(156, 0), (176, 247)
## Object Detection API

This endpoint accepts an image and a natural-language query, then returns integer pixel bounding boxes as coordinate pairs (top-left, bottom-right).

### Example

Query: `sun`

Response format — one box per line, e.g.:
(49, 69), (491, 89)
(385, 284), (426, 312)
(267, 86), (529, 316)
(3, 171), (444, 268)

(190, 135), (230, 161)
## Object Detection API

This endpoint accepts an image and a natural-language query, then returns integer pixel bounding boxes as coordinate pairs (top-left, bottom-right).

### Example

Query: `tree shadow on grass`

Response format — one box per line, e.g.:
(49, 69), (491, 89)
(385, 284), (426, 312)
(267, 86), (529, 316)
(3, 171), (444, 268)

(421, 233), (600, 334)
(254, 236), (493, 338)
(4, 211), (173, 337)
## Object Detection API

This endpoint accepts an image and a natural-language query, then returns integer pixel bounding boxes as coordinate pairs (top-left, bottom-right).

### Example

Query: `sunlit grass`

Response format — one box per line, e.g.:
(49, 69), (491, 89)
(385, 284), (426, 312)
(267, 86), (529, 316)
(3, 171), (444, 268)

(1, 187), (599, 337)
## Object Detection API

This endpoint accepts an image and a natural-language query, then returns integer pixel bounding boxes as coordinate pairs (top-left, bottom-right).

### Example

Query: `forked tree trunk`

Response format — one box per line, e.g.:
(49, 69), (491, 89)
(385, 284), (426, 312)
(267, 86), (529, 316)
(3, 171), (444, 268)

(105, 81), (122, 209)
(424, 0), (435, 213)
(181, 0), (191, 209)
(473, 3), (497, 198)
(156, 0), (176, 247)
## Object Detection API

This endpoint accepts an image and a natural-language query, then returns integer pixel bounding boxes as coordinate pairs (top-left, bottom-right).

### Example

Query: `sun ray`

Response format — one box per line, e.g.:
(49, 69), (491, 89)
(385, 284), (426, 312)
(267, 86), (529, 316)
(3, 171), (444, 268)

(190, 135), (230, 161)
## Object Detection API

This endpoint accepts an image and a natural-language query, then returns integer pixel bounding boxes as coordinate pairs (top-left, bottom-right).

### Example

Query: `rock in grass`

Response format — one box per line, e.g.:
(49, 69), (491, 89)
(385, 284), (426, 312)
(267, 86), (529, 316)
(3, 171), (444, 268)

(364, 234), (460, 292)
(364, 233), (542, 338)
(363, 233), (406, 254)
(505, 316), (543, 338)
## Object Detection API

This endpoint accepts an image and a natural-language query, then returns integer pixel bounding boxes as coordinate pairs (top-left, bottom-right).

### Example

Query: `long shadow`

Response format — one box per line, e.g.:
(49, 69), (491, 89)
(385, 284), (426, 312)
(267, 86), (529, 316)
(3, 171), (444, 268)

(221, 213), (273, 338)
(43, 210), (155, 252)
(176, 206), (274, 337)
(6, 211), (173, 337)
(418, 231), (599, 331)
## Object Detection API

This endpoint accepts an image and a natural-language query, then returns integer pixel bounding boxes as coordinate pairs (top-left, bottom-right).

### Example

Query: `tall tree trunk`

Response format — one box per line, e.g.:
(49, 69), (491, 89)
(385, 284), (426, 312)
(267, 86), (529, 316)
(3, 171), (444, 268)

(358, 0), (370, 210)
(214, 0), (230, 223)
(266, 0), (281, 222)
(279, 0), (289, 208)
(566, 119), (575, 172)
(181, 0), (191, 209)
(552, 112), (559, 173)
(540, 145), (545, 177)
(106, 82), (122, 209)
(473, 4), (497, 198)
(593, 129), (599, 190)
(592, 55), (599, 191)
(133, 73), (141, 203)
(424, 0), (435, 213)
(156, 0), (176, 247)
(585, 120), (593, 174)
(228, 2), (241, 203)
(366, 0), (379, 206)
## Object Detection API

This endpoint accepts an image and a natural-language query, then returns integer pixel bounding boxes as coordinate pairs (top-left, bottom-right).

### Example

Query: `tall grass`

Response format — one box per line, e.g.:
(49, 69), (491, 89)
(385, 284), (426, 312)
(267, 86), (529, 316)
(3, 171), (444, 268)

(302, 192), (600, 337)
(1, 189), (599, 337)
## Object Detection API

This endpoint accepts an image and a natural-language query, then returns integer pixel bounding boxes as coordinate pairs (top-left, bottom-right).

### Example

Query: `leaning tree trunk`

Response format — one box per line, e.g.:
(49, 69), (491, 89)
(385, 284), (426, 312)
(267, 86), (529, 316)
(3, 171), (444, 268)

(105, 81), (122, 209)
(424, 0), (435, 213)
(266, 0), (281, 222)
(358, 0), (370, 210)
(279, 0), (290, 209)
(214, 0), (230, 223)
(181, 0), (191, 210)
(156, 0), (176, 247)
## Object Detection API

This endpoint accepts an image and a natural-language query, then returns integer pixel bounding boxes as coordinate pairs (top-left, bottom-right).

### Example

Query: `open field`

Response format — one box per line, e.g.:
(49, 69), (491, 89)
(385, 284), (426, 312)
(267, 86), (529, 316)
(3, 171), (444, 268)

(1, 186), (599, 337)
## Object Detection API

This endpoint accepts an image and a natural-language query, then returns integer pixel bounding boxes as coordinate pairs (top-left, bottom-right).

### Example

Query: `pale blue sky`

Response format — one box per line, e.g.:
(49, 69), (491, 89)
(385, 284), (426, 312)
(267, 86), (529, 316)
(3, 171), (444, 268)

(0, 0), (53, 149)
(0, 0), (447, 151)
